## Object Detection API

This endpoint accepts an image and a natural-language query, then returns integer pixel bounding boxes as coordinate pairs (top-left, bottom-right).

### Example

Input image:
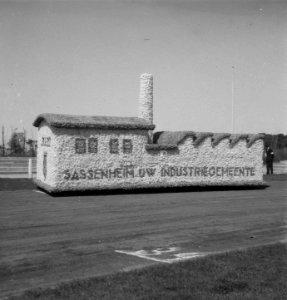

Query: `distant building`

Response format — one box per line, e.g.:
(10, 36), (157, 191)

(33, 74), (265, 194)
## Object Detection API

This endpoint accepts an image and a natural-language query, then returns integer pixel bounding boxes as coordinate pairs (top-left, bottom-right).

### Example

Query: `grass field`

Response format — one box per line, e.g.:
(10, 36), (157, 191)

(0, 178), (36, 191)
(1, 174), (286, 299)
(8, 242), (287, 300)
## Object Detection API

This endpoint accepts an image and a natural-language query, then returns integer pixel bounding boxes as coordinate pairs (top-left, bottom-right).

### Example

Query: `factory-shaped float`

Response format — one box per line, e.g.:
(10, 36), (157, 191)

(33, 74), (265, 193)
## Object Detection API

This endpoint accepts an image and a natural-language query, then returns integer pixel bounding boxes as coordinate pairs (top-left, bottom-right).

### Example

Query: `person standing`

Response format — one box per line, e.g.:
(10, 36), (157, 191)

(265, 146), (274, 175)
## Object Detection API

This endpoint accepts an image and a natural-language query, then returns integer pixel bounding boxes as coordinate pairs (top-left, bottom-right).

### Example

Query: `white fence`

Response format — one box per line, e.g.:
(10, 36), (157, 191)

(0, 157), (36, 178)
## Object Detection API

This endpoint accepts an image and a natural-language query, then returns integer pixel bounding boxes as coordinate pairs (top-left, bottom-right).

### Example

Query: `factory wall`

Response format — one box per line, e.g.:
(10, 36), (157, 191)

(36, 125), (264, 193)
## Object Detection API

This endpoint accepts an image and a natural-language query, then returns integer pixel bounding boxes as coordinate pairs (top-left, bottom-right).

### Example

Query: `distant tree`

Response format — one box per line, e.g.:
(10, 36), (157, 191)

(26, 139), (37, 157)
(1, 125), (5, 156)
(277, 134), (286, 149)
(8, 131), (25, 155)
(264, 134), (273, 147)
(263, 133), (287, 161)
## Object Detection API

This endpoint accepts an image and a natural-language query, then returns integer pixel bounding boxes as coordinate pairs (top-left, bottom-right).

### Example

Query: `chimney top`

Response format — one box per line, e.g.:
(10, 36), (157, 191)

(140, 73), (152, 78)
(138, 73), (153, 125)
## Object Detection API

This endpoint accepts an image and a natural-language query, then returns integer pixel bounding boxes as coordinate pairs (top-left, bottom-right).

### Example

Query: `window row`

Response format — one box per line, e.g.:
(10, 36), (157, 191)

(75, 138), (133, 154)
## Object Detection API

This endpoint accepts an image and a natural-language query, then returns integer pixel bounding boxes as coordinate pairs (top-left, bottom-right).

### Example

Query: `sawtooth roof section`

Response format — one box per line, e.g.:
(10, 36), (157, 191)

(153, 131), (196, 146)
(150, 131), (264, 149)
(33, 113), (156, 130)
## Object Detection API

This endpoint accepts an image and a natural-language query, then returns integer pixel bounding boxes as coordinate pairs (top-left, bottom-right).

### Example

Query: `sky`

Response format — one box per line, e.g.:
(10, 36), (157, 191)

(0, 0), (286, 142)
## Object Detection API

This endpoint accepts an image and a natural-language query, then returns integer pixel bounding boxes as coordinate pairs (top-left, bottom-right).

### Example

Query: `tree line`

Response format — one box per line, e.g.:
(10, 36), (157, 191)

(0, 126), (37, 157)
(264, 134), (287, 161)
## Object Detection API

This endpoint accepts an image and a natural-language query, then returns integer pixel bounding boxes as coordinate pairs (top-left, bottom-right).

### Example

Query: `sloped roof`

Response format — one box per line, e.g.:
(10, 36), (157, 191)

(33, 113), (155, 130)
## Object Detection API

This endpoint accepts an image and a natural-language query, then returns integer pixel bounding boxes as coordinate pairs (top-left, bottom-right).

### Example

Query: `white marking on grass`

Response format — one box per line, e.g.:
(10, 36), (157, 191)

(115, 247), (206, 264)
(33, 189), (45, 194)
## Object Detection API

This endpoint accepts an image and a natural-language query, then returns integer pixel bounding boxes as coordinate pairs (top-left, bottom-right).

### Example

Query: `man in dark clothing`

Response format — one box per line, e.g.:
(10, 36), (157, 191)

(265, 146), (274, 175)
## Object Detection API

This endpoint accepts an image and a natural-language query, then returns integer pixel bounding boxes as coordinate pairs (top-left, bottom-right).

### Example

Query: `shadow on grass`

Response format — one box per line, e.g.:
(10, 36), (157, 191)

(46, 183), (269, 197)
(0, 177), (270, 195)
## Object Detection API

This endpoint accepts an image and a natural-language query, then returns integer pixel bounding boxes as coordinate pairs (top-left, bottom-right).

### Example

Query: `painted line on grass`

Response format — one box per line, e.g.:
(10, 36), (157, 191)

(33, 189), (45, 194)
(115, 247), (207, 264)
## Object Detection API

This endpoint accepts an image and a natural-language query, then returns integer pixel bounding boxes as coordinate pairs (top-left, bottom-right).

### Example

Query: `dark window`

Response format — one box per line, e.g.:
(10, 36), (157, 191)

(110, 139), (119, 154)
(123, 139), (133, 154)
(88, 138), (98, 153)
(75, 138), (86, 154)
(43, 152), (47, 180)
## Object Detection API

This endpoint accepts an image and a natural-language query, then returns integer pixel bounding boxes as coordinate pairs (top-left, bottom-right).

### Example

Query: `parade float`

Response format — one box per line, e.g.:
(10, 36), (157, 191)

(33, 74), (265, 193)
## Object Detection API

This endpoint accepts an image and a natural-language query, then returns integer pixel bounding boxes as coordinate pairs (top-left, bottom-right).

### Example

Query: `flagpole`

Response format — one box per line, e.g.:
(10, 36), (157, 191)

(231, 66), (235, 133)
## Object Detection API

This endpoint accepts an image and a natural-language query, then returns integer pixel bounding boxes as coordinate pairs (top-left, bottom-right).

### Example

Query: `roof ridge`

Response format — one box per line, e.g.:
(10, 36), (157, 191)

(33, 113), (155, 130)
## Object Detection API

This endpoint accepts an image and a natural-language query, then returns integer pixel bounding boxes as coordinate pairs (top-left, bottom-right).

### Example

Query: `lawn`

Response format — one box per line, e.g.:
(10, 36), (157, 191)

(9, 242), (287, 300)
(0, 178), (36, 191)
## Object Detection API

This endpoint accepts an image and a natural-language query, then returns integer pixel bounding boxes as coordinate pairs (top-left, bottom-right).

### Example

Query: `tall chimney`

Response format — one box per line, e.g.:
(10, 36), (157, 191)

(138, 73), (153, 124)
